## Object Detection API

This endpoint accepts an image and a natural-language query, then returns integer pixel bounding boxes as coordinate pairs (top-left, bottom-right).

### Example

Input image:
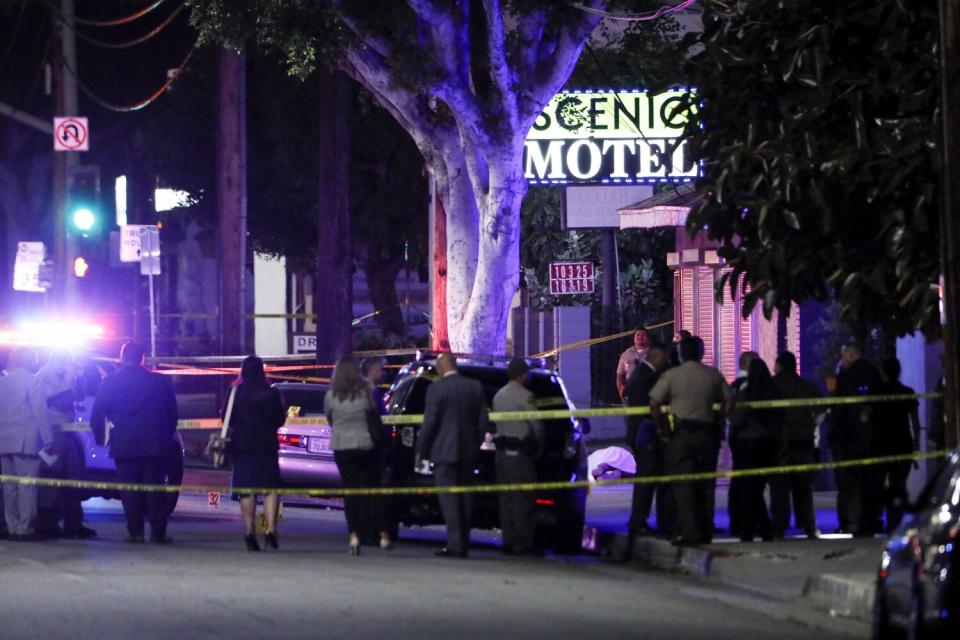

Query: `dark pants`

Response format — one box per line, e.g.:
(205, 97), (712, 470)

(37, 430), (85, 534)
(834, 447), (882, 535)
(878, 459), (912, 531)
(115, 456), (169, 538)
(630, 446), (676, 535)
(496, 452), (536, 552)
(728, 441), (744, 535)
(770, 444), (817, 534)
(434, 463), (473, 554)
(333, 449), (391, 536)
(734, 437), (774, 540)
(666, 425), (718, 542)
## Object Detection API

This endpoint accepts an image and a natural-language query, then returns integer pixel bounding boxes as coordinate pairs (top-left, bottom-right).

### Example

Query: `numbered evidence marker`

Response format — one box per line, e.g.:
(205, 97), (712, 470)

(256, 503), (285, 533)
(208, 491), (221, 509)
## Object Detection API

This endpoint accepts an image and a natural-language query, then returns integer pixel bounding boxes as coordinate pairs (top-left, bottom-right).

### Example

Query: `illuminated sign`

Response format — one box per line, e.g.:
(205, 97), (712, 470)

(524, 90), (698, 185)
(549, 262), (595, 295)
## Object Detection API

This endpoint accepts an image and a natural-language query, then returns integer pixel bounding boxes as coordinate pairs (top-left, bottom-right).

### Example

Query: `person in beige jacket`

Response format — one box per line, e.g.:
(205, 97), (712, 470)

(0, 347), (53, 540)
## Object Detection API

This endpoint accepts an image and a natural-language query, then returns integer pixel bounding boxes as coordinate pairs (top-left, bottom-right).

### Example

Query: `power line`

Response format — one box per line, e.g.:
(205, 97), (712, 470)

(62, 46), (196, 113)
(50, 1), (186, 50)
(72, 0), (170, 28)
(565, 0), (698, 22)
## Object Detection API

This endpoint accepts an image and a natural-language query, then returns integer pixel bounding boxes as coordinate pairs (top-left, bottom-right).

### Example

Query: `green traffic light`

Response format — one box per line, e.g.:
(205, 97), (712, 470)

(72, 208), (96, 231)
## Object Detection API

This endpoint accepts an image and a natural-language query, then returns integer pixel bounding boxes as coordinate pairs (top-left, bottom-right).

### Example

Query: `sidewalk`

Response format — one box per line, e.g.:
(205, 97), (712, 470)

(585, 484), (882, 624)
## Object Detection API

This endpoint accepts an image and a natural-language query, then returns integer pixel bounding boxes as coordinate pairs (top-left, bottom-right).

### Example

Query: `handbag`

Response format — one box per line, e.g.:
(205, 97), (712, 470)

(206, 386), (237, 469)
(366, 395), (386, 449)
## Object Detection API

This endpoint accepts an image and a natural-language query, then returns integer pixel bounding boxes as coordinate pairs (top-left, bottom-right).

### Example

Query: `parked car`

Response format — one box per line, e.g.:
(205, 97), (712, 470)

(872, 449), (960, 639)
(276, 356), (590, 553)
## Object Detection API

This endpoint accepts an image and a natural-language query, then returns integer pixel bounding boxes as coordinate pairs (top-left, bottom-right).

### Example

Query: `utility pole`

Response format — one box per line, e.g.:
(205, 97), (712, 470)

(939, 0), (960, 450)
(217, 47), (248, 355)
(601, 229), (619, 403)
(51, 0), (79, 307)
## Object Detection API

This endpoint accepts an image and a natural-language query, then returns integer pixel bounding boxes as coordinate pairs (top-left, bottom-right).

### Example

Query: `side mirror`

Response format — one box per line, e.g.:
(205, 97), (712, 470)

(578, 418), (592, 435)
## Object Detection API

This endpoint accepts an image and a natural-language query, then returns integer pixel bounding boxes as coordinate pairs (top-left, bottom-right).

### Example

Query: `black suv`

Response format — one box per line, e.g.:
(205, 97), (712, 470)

(382, 355), (589, 554)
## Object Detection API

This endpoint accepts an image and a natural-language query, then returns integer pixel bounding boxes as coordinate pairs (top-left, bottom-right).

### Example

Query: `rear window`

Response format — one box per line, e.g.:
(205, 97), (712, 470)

(276, 385), (327, 416)
(393, 366), (570, 412)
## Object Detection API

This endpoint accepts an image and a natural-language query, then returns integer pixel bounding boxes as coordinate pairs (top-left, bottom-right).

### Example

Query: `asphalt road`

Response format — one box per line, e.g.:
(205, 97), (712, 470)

(0, 486), (858, 640)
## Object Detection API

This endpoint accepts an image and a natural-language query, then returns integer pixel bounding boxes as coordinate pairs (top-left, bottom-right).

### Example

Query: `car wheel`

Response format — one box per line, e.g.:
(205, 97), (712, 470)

(164, 440), (185, 516)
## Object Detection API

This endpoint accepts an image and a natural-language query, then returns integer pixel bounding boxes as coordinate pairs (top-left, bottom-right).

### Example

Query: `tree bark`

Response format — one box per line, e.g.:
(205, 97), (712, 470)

(364, 248), (406, 338)
(217, 47), (248, 356)
(314, 70), (354, 364)
(432, 183), (450, 351)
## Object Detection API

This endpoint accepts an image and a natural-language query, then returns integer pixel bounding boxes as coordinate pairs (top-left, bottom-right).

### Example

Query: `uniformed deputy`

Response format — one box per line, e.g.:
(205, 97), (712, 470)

(649, 337), (732, 545)
(616, 328), (650, 400)
(492, 359), (544, 556)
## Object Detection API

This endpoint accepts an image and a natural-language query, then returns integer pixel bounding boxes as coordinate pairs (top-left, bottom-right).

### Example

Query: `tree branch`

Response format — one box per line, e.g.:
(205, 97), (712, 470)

(481, 0), (513, 110)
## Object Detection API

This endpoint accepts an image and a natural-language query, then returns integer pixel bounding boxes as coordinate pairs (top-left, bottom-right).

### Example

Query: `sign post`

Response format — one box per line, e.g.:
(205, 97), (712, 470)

(138, 226), (161, 357)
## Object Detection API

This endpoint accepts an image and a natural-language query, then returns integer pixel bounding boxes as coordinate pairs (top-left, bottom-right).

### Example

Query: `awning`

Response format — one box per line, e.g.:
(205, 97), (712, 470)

(618, 183), (704, 230)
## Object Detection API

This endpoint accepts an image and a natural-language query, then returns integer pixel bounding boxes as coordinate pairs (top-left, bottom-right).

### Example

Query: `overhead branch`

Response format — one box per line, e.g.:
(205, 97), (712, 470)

(513, 6), (548, 77)
(481, 0), (513, 108)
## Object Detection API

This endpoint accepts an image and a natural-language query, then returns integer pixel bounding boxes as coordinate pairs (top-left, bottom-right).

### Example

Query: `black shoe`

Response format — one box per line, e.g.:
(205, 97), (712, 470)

(264, 532), (278, 550)
(805, 529), (821, 540)
(63, 526), (98, 540)
(435, 547), (467, 558)
(124, 534), (145, 543)
(150, 535), (174, 544)
(631, 523), (656, 537)
(671, 536), (706, 547)
(245, 534), (261, 552)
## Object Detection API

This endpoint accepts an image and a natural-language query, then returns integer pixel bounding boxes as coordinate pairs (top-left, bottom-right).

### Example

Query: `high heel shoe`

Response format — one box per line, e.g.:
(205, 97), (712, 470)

(265, 531), (279, 550)
(380, 534), (393, 551)
(349, 534), (360, 556)
(245, 534), (261, 552)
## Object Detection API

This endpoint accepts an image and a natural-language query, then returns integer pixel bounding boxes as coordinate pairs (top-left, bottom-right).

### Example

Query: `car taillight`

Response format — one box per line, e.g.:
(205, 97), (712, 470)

(278, 433), (304, 447)
(535, 499), (555, 506)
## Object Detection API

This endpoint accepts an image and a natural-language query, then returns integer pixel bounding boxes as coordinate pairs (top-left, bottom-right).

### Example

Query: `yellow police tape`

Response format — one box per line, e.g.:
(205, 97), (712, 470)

(0, 450), (949, 498)
(532, 319), (676, 358)
(56, 391), (943, 433)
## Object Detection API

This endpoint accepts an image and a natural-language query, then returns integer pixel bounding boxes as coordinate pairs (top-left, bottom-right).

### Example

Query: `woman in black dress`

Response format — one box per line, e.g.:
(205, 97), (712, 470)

(228, 356), (286, 551)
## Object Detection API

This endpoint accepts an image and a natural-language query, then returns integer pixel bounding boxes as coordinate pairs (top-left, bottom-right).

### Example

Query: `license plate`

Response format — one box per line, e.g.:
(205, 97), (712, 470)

(307, 438), (331, 455)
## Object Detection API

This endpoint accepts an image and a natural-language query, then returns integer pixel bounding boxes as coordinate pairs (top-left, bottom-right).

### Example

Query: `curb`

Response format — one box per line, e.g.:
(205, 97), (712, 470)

(801, 573), (876, 621)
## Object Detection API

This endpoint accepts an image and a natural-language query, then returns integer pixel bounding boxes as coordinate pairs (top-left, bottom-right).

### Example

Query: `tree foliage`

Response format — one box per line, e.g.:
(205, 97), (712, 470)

(679, 0), (941, 339)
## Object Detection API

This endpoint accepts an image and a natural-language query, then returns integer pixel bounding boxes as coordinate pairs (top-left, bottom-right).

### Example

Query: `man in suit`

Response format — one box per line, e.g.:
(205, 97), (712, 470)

(623, 343), (671, 537)
(0, 348), (52, 541)
(91, 341), (178, 543)
(492, 359), (543, 556)
(416, 353), (489, 557)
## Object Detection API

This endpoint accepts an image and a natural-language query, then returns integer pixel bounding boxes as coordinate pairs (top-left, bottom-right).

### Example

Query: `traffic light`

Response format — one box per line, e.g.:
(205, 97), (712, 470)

(73, 256), (90, 278)
(67, 165), (101, 236)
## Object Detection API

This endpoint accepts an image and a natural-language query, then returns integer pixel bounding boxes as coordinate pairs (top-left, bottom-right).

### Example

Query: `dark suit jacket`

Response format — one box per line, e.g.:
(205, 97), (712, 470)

(227, 383), (287, 455)
(623, 361), (661, 449)
(417, 372), (489, 465)
(91, 364), (178, 460)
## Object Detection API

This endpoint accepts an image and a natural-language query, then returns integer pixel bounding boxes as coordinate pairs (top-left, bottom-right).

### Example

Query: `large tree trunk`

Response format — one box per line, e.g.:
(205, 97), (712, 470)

(364, 248), (406, 338)
(314, 70), (354, 364)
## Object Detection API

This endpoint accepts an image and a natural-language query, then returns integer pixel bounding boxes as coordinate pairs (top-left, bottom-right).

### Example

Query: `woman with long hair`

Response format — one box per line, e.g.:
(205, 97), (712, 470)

(227, 356), (286, 551)
(730, 358), (783, 541)
(326, 356), (392, 555)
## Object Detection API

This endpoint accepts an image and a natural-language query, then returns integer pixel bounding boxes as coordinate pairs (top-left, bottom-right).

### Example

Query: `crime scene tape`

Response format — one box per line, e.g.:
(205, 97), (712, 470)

(56, 391), (930, 432)
(0, 450), (949, 497)
(532, 319), (675, 358)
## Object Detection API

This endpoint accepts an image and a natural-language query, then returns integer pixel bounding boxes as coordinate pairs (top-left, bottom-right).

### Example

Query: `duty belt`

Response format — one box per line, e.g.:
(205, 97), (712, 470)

(674, 419), (716, 432)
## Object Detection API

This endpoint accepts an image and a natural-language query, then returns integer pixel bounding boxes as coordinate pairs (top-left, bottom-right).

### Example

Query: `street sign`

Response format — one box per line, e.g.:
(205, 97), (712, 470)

(549, 261), (595, 295)
(293, 334), (316, 354)
(138, 226), (161, 275)
(13, 241), (47, 293)
(53, 117), (89, 151)
(119, 224), (151, 262)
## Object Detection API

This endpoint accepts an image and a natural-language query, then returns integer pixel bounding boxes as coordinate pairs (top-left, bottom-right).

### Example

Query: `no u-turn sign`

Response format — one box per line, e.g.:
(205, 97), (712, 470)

(54, 117), (89, 151)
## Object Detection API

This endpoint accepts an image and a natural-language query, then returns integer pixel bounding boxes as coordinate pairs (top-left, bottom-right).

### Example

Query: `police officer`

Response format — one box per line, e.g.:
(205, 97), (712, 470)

(650, 337), (732, 545)
(616, 328), (650, 400)
(492, 359), (544, 556)
(771, 351), (822, 539)
(828, 341), (883, 536)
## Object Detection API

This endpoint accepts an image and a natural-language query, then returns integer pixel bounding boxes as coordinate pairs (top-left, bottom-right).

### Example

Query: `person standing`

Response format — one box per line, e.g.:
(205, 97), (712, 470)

(326, 356), (393, 555)
(361, 357), (386, 410)
(650, 337), (733, 545)
(617, 328), (651, 400)
(91, 341), (178, 544)
(0, 348), (52, 541)
(227, 356), (287, 552)
(416, 353), (489, 558)
(729, 359), (781, 542)
(623, 343), (671, 537)
(492, 359), (543, 556)
(828, 341), (883, 536)
(35, 348), (97, 539)
(728, 351), (759, 537)
(771, 351), (822, 539)
(875, 357), (920, 532)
